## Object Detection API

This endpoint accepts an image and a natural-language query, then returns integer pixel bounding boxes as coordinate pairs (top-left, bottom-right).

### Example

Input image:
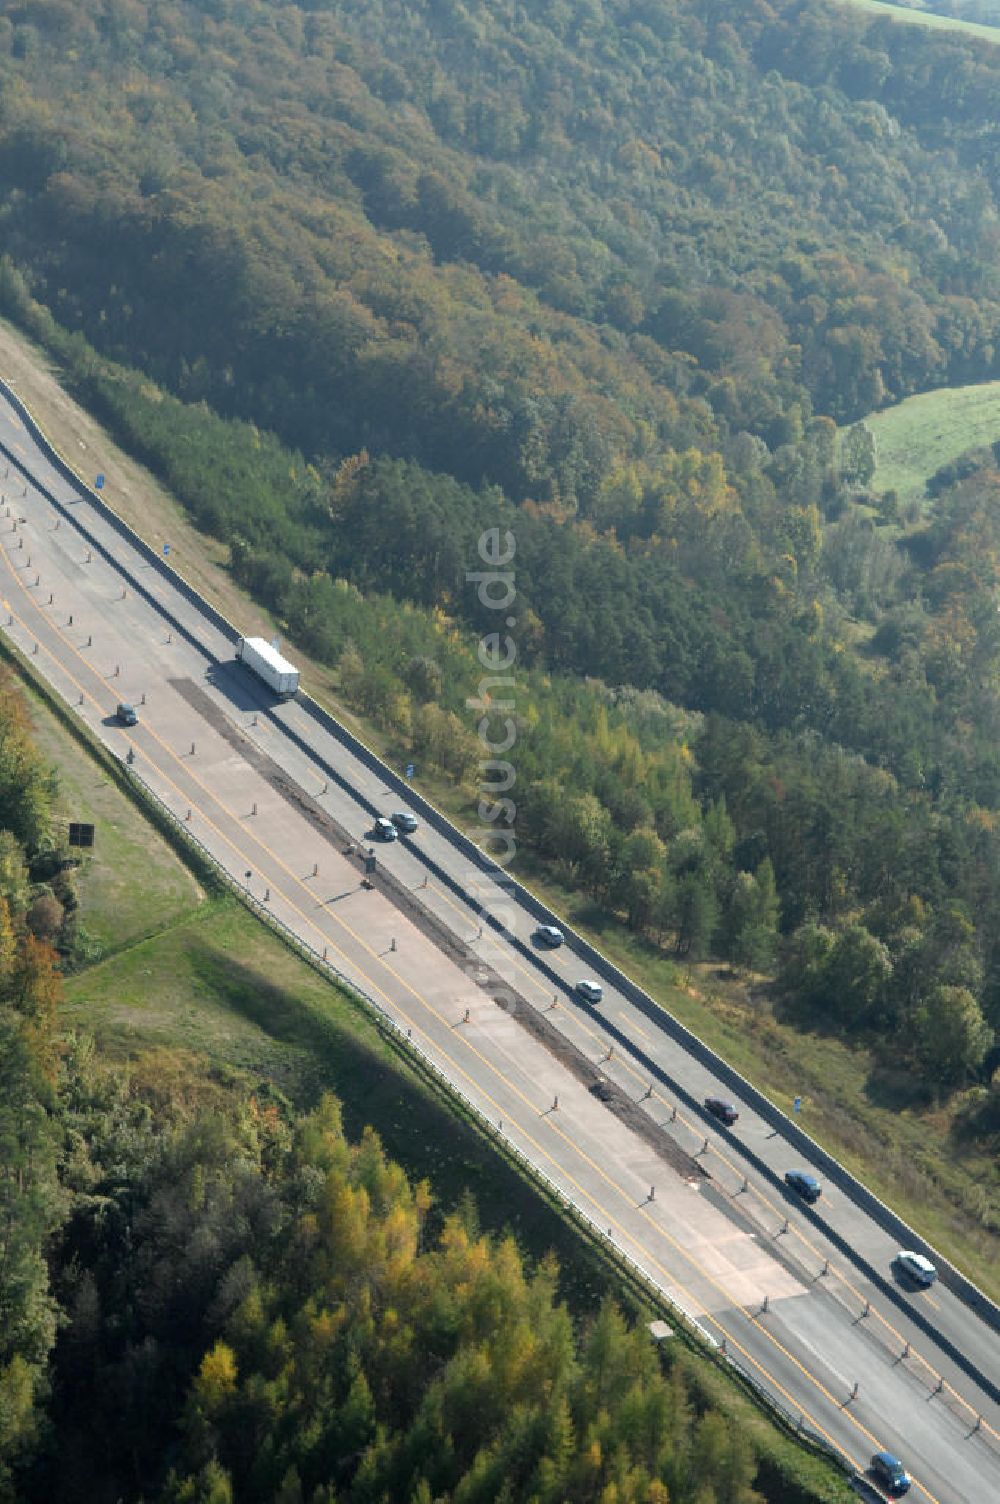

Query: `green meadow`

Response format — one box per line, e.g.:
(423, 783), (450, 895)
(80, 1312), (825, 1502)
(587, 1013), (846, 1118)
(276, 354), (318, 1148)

(865, 379), (1000, 503)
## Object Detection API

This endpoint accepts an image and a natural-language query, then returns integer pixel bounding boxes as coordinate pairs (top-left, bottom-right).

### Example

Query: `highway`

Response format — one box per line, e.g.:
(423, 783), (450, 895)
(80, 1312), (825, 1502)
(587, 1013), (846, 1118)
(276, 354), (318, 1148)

(0, 385), (997, 1503)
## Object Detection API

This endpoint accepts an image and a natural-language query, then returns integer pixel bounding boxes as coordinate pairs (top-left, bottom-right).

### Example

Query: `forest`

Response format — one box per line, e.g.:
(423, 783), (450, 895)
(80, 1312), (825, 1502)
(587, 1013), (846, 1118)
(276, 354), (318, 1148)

(0, 0), (997, 1116)
(0, 671), (839, 1504)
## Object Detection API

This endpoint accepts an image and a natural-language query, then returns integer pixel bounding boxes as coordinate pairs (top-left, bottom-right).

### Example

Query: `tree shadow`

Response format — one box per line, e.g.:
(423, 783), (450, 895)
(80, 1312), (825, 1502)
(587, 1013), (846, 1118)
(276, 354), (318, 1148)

(180, 938), (624, 1313)
(863, 1057), (933, 1114)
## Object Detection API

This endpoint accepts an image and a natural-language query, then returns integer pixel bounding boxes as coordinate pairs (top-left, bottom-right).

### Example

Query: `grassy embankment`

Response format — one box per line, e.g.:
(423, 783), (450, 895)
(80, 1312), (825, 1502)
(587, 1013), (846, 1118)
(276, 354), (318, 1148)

(2, 314), (998, 1313)
(9, 611), (850, 1504)
(19, 662), (623, 1310)
(865, 379), (1000, 505)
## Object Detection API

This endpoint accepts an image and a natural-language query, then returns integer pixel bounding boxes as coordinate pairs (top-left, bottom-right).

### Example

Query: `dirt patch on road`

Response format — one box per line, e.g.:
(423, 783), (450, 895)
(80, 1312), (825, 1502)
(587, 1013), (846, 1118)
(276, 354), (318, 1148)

(170, 675), (707, 1186)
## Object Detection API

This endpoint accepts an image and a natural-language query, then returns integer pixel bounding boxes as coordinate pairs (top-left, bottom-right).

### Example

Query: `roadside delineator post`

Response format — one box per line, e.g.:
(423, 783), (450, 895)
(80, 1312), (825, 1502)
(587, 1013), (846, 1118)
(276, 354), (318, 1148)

(390, 937), (396, 952)
(312, 862), (319, 877)
(251, 802), (257, 817)
(185, 809), (192, 822)
(552, 1094), (559, 1112)
(263, 888), (270, 902)
(649, 1185), (655, 1202)
(463, 1007), (470, 1024)
(140, 692), (145, 705)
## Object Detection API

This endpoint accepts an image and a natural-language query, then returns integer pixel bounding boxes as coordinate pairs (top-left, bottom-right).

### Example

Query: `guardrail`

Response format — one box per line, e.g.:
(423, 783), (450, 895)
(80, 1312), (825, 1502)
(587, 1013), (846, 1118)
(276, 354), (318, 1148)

(1, 375), (998, 1345)
(110, 752), (852, 1482)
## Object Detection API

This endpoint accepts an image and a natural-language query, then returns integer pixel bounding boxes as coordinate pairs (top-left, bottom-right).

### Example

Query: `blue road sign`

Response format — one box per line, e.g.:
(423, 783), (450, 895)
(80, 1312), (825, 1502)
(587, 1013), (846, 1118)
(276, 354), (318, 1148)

(793, 1096), (802, 1113)
(163, 543), (170, 556)
(405, 763), (415, 779)
(95, 473), (105, 490)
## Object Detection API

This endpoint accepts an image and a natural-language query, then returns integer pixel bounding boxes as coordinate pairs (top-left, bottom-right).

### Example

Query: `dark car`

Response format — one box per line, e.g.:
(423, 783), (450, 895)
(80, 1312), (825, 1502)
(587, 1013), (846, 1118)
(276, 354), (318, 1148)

(870, 1451), (911, 1497)
(534, 924), (565, 948)
(116, 702), (138, 726)
(704, 1096), (739, 1126)
(784, 1169), (822, 1204)
(372, 817), (398, 842)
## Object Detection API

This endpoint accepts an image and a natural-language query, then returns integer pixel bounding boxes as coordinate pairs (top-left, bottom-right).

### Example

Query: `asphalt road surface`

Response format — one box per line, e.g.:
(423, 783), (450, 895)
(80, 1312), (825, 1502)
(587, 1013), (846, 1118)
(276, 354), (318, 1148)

(0, 389), (997, 1504)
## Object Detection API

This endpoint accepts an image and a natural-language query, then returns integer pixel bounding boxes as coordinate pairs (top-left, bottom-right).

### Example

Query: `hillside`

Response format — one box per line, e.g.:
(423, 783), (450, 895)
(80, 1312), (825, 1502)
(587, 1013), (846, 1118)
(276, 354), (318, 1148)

(0, 0), (998, 1267)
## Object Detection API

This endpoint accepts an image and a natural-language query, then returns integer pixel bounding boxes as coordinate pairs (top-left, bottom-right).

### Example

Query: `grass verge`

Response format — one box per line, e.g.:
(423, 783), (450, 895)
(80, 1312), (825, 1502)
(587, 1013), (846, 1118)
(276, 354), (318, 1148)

(4, 613), (851, 1501)
(16, 672), (204, 954)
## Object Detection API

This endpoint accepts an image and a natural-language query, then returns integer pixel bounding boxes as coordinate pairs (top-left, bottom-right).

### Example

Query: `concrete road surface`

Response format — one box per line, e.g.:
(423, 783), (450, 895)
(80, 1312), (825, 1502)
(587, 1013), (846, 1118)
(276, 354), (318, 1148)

(0, 390), (997, 1503)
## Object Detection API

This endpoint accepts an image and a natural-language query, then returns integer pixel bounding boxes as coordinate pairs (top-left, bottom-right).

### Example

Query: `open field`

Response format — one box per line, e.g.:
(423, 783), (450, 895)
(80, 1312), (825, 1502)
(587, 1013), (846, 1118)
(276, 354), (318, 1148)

(865, 378), (1000, 502)
(842, 0), (1000, 43)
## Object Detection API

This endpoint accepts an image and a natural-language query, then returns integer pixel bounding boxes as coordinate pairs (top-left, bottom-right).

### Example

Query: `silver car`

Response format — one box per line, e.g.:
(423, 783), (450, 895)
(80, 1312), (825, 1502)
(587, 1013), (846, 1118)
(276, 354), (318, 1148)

(534, 924), (565, 948)
(894, 1250), (937, 1287)
(575, 979), (603, 1003)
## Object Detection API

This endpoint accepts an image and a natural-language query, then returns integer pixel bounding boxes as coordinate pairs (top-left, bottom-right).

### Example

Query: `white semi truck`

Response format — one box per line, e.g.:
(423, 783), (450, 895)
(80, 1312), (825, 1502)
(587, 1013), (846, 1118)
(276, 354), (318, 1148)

(236, 636), (300, 698)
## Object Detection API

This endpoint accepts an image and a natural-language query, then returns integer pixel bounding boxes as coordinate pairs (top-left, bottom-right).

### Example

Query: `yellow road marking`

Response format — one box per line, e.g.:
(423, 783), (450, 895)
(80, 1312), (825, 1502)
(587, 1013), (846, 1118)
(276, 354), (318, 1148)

(0, 528), (962, 1494)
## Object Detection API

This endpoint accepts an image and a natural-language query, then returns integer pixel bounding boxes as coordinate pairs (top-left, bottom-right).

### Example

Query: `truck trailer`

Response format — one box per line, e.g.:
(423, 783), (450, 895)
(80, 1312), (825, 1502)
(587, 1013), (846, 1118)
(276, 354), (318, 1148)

(236, 636), (300, 698)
